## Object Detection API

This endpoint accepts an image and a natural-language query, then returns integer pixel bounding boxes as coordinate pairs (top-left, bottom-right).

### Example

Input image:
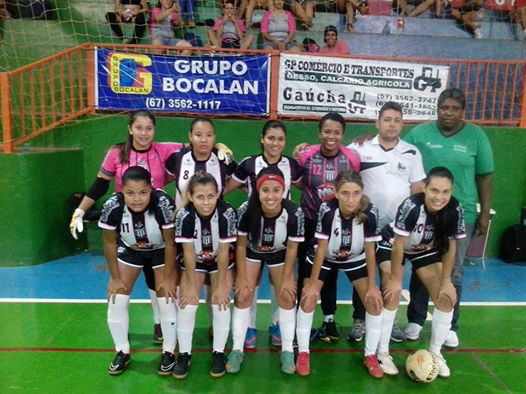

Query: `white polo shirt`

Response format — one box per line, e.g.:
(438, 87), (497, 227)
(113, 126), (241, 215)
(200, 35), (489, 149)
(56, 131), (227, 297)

(348, 136), (426, 228)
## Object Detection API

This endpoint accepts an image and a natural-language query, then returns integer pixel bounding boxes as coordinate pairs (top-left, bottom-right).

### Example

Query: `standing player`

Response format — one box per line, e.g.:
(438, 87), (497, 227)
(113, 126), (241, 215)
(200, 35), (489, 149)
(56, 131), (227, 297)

(99, 166), (177, 375)
(297, 170), (383, 377)
(70, 110), (183, 345)
(165, 117), (237, 208)
(403, 88), (494, 348)
(296, 112), (361, 343)
(382, 167), (466, 377)
(224, 120), (302, 349)
(173, 173), (237, 379)
(226, 167), (305, 375)
(344, 101), (426, 349)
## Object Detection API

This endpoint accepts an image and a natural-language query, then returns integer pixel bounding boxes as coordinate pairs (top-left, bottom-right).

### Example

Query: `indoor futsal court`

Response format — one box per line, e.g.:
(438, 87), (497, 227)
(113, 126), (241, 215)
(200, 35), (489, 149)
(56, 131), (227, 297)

(1, 0), (526, 393)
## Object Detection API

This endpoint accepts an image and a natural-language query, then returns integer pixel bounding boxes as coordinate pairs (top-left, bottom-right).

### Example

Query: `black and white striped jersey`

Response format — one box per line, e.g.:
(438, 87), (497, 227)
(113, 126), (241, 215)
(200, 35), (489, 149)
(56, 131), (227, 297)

(382, 193), (466, 254)
(98, 189), (175, 251)
(310, 199), (381, 263)
(175, 200), (237, 264)
(232, 154), (302, 198)
(165, 146), (237, 207)
(237, 199), (305, 254)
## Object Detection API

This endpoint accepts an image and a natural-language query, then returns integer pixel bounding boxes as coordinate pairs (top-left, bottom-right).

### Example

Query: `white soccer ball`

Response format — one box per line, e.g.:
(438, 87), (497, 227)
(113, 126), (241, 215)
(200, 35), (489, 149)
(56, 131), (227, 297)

(405, 350), (439, 383)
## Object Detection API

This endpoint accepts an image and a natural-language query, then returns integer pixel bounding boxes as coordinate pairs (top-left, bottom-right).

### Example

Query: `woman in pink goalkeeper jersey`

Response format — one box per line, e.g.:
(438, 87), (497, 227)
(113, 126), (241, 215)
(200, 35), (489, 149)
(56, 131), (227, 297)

(295, 112), (361, 336)
(69, 110), (183, 345)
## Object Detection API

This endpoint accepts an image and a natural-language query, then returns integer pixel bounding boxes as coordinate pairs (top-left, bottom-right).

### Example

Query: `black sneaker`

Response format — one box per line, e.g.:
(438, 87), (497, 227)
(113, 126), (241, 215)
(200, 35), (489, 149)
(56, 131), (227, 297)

(172, 352), (192, 379)
(320, 320), (340, 343)
(108, 351), (131, 375)
(158, 351), (176, 375)
(153, 323), (163, 345)
(210, 351), (226, 378)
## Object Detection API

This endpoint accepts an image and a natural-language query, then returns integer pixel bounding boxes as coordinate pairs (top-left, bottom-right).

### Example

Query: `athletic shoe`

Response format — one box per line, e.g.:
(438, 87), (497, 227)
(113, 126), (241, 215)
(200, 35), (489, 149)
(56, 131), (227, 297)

(390, 324), (406, 343)
(321, 320), (339, 342)
(346, 319), (365, 343)
(404, 323), (423, 341)
(226, 350), (244, 373)
(444, 330), (459, 348)
(269, 324), (282, 347)
(295, 352), (310, 376)
(280, 351), (295, 375)
(474, 28), (483, 39)
(153, 323), (163, 345)
(433, 353), (450, 378)
(244, 327), (257, 350)
(377, 353), (399, 375)
(108, 351), (131, 375)
(363, 355), (384, 378)
(210, 351), (226, 378)
(158, 351), (176, 375)
(172, 352), (192, 379)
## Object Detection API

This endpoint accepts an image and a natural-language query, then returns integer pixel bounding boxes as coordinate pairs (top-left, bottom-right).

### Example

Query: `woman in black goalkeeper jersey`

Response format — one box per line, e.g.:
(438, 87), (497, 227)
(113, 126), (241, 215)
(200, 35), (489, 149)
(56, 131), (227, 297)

(98, 166), (177, 376)
(173, 172), (237, 379)
(226, 167), (305, 375)
(382, 167), (466, 379)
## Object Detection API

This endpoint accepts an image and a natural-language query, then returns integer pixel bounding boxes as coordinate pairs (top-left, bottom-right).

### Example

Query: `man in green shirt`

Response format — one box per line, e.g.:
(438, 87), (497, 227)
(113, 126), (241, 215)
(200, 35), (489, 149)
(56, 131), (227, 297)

(403, 88), (494, 349)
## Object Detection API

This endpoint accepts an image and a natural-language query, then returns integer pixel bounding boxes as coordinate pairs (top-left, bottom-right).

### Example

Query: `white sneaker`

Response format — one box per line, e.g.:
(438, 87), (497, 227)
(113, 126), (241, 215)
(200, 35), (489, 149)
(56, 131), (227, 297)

(404, 323), (423, 341)
(444, 330), (459, 348)
(377, 353), (399, 375)
(432, 353), (450, 378)
(474, 28), (483, 39)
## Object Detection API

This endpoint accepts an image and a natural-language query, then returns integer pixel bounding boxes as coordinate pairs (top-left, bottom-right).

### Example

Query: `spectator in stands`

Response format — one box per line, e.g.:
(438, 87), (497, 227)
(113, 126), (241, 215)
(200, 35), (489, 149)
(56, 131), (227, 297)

(319, 25), (350, 54)
(151, 1), (186, 47)
(208, 0), (254, 49)
(438, 0), (483, 38)
(106, 0), (149, 44)
(344, 0), (368, 32)
(261, 0), (303, 51)
(394, 0), (440, 17)
(179, 0), (197, 27)
(245, 0), (273, 28)
(513, 0), (526, 38)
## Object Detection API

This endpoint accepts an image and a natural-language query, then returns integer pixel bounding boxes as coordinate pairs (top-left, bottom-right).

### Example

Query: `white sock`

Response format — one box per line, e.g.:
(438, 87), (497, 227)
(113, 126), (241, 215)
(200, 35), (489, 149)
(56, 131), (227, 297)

(177, 304), (198, 354)
(270, 285), (279, 325)
(279, 307), (296, 353)
(212, 304), (231, 353)
(205, 285), (213, 328)
(158, 297), (177, 353)
(148, 289), (161, 324)
(429, 308), (453, 355)
(249, 286), (259, 329)
(378, 308), (397, 355)
(364, 312), (383, 357)
(324, 314), (335, 323)
(296, 307), (314, 353)
(107, 294), (130, 353)
(232, 306), (250, 352)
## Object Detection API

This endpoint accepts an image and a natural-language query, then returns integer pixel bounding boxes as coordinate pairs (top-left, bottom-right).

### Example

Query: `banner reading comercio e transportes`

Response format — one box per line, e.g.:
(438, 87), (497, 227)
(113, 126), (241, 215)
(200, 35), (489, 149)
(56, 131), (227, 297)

(96, 48), (270, 115)
(278, 54), (449, 120)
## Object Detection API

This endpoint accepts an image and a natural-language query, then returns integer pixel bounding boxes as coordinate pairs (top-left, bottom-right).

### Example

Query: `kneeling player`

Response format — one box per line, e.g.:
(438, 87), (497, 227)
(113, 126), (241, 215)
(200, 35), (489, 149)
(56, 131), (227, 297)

(99, 166), (177, 375)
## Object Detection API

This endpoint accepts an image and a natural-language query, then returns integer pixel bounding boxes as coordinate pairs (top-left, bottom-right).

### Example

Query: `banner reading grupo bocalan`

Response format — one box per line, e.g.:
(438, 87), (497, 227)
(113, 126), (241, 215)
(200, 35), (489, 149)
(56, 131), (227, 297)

(278, 54), (449, 120)
(96, 48), (270, 115)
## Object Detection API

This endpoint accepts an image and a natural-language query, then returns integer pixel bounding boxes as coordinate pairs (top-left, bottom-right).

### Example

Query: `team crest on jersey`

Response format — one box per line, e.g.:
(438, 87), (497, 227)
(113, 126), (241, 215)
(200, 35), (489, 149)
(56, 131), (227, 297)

(100, 195), (121, 223)
(317, 183), (335, 202)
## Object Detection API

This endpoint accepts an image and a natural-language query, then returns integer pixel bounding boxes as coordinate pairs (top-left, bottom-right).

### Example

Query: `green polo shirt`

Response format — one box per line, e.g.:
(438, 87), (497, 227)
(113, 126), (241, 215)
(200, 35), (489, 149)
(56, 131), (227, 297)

(404, 121), (494, 224)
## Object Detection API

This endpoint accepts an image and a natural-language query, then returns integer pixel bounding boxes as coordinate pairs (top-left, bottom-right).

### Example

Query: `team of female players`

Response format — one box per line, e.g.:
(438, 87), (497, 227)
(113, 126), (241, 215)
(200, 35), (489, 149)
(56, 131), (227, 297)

(71, 107), (463, 380)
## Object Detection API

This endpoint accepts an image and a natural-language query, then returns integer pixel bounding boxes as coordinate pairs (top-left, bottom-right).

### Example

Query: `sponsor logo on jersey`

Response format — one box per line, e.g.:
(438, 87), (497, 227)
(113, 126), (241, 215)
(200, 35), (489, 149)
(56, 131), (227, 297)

(158, 194), (175, 224)
(109, 53), (152, 95)
(175, 208), (190, 237)
(223, 207), (237, 238)
(100, 195), (121, 223)
(295, 207), (305, 237)
(317, 183), (335, 202)
(453, 144), (467, 153)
